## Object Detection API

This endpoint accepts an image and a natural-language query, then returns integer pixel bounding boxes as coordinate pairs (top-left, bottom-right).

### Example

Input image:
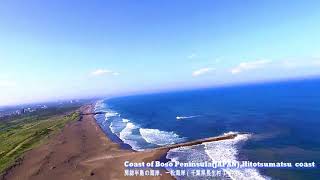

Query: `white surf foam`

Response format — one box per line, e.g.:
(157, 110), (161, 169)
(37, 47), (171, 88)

(176, 115), (200, 120)
(105, 112), (118, 119)
(139, 128), (185, 146)
(101, 112), (118, 126)
(94, 101), (145, 151)
(205, 133), (268, 180)
(166, 144), (211, 180)
(94, 100), (105, 112)
(118, 121), (146, 151)
(109, 122), (116, 134)
(166, 132), (269, 180)
(119, 122), (136, 140)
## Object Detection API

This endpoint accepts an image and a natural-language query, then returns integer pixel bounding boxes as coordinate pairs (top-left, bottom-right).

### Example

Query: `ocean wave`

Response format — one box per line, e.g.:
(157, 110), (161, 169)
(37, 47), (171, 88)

(139, 128), (185, 146)
(117, 120), (149, 151)
(204, 133), (268, 180)
(119, 122), (136, 139)
(166, 132), (269, 180)
(100, 112), (118, 126)
(166, 144), (211, 180)
(109, 122), (116, 134)
(94, 100), (108, 112)
(108, 118), (124, 134)
(119, 122), (141, 149)
(94, 101), (187, 151)
(94, 101), (147, 151)
(176, 115), (200, 120)
(105, 112), (118, 119)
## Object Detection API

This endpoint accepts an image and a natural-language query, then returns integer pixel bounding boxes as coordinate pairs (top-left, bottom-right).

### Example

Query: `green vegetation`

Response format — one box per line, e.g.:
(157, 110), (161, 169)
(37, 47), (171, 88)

(0, 107), (80, 173)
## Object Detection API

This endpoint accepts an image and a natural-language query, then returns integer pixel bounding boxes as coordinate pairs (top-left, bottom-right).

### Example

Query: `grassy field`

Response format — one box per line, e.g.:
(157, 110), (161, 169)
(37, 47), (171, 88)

(0, 107), (80, 173)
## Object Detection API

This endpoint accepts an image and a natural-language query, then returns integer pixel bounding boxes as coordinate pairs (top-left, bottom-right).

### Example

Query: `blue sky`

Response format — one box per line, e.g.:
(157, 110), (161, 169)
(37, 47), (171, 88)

(0, 0), (320, 106)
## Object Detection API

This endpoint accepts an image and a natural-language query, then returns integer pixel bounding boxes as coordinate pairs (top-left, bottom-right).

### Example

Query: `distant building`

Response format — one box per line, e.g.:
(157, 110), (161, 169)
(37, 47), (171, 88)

(15, 110), (22, 115)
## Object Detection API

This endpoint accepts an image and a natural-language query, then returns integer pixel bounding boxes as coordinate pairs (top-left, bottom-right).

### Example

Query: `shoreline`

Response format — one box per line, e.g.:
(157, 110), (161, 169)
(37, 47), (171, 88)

(2, 105), (173, 180)
(2, 103), (241, 180)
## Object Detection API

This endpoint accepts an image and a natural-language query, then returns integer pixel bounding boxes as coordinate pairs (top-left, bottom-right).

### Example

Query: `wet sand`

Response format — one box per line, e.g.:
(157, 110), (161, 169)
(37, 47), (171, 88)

(1, 105), (172, 180)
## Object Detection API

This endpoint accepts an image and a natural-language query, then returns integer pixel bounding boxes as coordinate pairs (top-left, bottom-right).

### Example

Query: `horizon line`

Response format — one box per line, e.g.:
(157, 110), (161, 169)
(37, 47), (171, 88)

(1, 75), (319, 108)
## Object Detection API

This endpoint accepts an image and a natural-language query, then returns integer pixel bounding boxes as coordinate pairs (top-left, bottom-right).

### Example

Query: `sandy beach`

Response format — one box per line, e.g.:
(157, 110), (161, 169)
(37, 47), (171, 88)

(1, 105), (173, 180)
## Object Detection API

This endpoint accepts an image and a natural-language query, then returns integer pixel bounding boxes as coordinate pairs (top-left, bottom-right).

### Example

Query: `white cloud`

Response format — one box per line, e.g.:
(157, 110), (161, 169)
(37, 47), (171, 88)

(0, 80), (16, 88)
(192, 67), (214, 77)
(311, 56), (320, 66)
(230, 60), (271, 74)
(187, 53), (197, 59)
(91, 69), (119, 76)
(314, 60), (320, 66)
(280, 57), (320, 68)
(281, 60), (299, 69)
(214, 58), (222, 63)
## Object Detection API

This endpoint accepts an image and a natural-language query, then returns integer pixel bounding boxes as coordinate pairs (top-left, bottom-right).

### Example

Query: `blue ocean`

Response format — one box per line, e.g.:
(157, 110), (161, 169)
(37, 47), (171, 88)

(94, 78), (320, 180)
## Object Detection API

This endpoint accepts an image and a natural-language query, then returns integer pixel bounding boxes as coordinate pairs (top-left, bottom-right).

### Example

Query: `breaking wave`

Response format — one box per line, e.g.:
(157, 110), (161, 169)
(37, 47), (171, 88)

(167, 132), (269, 180)
(139, 128), (185, 146)
(176, 115), (201, 120)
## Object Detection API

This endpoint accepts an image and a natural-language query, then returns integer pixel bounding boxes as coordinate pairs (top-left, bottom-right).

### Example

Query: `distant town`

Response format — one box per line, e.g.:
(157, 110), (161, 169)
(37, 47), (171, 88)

(0, 99), (92, 118)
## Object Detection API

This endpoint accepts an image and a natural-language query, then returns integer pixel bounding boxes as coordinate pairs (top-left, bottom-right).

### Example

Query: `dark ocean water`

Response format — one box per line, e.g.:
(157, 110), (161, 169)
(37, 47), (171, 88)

(94, 78), (320, 180)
